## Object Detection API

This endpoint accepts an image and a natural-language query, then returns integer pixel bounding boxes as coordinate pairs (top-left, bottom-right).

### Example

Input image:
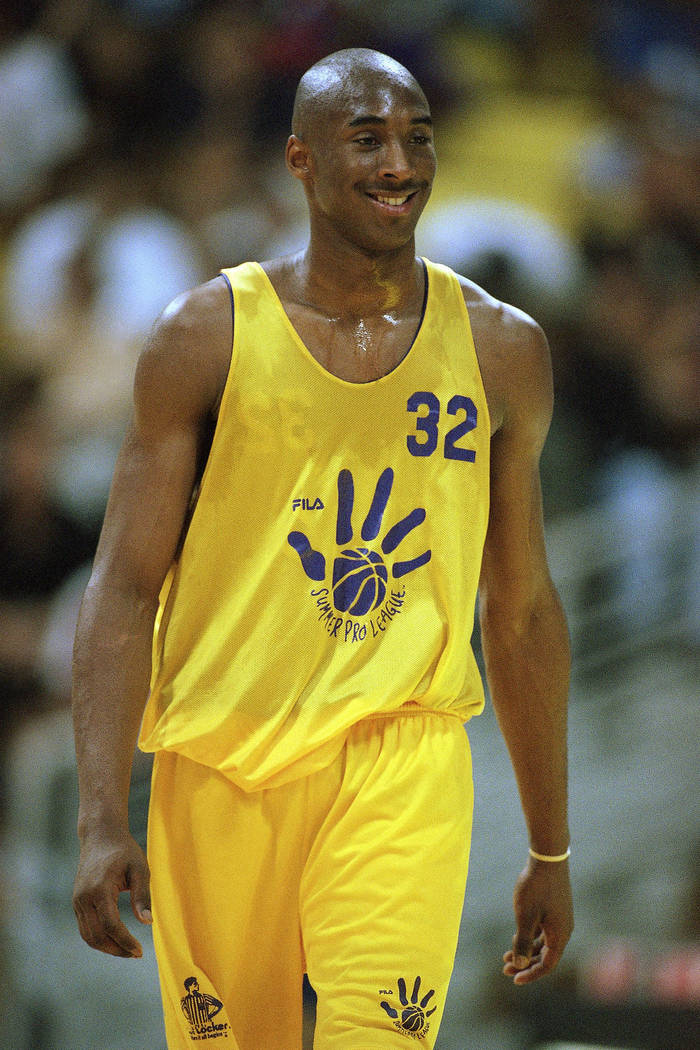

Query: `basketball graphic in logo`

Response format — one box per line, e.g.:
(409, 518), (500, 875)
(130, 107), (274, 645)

(400, 1005), (426, 1032)
(332, 547), (388, 615)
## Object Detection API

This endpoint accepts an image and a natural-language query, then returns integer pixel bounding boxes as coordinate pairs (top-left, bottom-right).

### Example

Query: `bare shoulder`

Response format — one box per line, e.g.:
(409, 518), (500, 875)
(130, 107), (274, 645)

(456, 274), (553, 441)
(134, 276), (233, 431)
(258, 252), (304, 305)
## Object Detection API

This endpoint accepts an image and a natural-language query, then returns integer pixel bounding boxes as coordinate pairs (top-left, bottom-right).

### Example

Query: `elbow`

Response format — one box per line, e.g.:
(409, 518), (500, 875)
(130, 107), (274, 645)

(479, 577), (534, 640)
(82, 563), (163, 627)
(479, 579), (567, 651)
(479, 597), (528, 652)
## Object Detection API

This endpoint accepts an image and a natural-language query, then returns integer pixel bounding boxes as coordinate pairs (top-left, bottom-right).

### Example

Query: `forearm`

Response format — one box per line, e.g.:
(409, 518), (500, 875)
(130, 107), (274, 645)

(480, 583), (570, 853)
(72, 572), (158, 839)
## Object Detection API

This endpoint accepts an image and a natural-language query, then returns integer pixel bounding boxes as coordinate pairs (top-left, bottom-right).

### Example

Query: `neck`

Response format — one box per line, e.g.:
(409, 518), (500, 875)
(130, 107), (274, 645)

(297, 235), (420, 318)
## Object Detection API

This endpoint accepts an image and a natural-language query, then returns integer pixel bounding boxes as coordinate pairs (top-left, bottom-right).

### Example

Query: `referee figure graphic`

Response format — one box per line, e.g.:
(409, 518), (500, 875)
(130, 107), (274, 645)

(72, 46), (573, 1049)
(180, 976), (223, 1027)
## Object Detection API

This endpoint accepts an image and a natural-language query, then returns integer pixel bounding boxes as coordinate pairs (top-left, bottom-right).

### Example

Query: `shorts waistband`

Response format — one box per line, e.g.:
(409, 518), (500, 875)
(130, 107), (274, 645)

(362, 703), (465, 723)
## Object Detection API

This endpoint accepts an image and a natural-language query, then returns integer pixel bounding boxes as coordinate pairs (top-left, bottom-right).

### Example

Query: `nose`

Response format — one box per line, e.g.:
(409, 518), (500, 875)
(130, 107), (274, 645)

(377, 138), (414, 183)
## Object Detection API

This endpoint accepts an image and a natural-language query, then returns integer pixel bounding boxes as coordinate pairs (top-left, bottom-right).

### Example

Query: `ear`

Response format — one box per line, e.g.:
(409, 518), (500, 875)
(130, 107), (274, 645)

(286, 135), (313, 181)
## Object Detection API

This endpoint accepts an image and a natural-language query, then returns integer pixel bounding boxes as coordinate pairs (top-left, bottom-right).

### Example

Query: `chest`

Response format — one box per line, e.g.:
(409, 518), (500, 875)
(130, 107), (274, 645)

(284, 304), (423, 383)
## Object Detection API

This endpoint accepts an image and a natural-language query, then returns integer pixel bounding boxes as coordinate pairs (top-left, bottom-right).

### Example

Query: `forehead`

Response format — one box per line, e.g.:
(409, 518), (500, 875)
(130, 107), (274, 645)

(317, 70), (430, 132)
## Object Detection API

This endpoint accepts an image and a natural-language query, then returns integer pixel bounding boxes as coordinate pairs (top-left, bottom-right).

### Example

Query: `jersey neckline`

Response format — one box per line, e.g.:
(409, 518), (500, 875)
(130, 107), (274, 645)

(252, 259), (430, 388)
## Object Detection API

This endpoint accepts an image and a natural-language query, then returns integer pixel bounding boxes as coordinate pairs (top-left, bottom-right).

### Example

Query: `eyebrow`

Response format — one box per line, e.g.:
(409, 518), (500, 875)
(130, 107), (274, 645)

(346, 114), (433, 128)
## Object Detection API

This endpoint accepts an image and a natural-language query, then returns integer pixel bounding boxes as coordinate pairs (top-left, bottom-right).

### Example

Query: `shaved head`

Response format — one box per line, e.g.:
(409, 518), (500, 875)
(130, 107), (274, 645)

(292, 48), (428, 141)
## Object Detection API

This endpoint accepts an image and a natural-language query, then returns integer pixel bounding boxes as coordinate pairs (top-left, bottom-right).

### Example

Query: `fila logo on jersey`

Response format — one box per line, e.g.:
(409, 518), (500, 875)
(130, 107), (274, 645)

(292, 497), (325, 510)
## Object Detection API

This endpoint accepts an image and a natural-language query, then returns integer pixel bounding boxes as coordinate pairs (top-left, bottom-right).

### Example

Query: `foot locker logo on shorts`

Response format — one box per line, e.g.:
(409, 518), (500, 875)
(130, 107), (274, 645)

(180, 976), (231, 1041)
(379, 975), (437, 1039)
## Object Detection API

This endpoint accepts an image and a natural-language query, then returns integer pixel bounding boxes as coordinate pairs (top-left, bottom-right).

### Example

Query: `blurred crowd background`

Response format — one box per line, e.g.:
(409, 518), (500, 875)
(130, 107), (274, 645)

(0, 1), (698, 1048)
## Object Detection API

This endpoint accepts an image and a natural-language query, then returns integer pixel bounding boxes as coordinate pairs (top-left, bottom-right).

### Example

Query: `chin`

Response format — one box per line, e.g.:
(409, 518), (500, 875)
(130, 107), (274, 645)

(348, 226), (417, 256)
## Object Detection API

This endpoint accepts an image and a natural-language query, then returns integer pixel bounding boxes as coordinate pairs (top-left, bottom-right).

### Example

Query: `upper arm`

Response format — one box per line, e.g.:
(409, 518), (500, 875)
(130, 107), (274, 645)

(91, 278), (232, 602)
(478, 309), (555, 625)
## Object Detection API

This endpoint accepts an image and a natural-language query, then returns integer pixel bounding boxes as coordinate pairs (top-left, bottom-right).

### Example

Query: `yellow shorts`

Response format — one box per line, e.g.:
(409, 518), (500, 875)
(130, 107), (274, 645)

(148, 709), (474, 1049)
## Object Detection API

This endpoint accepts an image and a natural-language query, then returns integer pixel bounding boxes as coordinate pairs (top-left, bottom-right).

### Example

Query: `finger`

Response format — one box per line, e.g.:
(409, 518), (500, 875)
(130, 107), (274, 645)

(95, 902), (144, 958)
(74, 895), (143, 958)
(502, 947), (539, 975)
(511, 911), (540, 970)
(503, 930), (547, 968)
(99, 907), (144, 957)
(128, 861), (153, 926)
(77, 914), (141, 957)
(97, 928), (143, 959)
(502, 929), (545, 962)
(509, 943), (561, 985)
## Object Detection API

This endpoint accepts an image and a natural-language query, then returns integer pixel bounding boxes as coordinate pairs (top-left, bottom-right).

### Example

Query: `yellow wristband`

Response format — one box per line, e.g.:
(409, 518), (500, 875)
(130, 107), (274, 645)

(528, 846), (571, 863)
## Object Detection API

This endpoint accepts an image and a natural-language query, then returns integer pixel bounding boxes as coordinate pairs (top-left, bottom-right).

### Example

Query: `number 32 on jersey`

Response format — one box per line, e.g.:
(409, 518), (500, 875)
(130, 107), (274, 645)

(406, 391), (477, 462)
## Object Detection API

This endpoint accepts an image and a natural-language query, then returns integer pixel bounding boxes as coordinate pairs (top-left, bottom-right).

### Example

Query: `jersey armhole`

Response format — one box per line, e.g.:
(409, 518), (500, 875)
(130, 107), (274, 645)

(219, 269), (235, 351)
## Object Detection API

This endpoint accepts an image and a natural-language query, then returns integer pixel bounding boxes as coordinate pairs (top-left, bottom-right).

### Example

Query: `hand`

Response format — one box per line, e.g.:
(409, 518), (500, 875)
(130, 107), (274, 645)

(502, 856), (573, 985)
(73, 828), (152, 958)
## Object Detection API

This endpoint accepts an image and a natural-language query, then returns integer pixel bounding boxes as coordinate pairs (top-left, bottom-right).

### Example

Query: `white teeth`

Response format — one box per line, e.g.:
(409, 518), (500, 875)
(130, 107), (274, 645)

(375, 194), (409, 206)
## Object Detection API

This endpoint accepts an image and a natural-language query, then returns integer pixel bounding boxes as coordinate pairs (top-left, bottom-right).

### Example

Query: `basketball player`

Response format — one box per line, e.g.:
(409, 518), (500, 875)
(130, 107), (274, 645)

(72, 48), (573, 1049)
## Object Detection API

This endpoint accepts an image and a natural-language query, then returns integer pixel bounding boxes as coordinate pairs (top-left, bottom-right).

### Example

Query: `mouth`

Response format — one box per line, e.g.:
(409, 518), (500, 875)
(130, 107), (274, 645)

(365, 189), (419, 214)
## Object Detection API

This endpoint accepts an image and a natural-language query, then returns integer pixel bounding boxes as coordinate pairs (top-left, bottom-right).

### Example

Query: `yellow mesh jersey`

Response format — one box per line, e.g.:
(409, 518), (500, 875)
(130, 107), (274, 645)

(139, 259), (490, 790)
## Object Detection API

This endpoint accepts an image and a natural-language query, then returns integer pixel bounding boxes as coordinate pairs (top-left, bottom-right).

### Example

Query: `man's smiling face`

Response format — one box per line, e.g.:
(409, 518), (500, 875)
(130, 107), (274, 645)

(293, 64), (436, 255)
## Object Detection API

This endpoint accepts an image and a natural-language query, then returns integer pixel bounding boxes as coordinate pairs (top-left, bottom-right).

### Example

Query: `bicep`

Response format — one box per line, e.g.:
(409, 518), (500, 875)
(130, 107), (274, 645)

(92, 419), (200, 602)
(479, 321), (554, 619)
(90, 285), (229, 601)
(480, 436), (549, 617)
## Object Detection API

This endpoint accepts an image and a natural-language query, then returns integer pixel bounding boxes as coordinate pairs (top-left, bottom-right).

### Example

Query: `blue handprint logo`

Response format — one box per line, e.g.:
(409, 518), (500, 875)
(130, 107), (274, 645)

(379, 975), (437, 1037)
(288, 468), (431, 617)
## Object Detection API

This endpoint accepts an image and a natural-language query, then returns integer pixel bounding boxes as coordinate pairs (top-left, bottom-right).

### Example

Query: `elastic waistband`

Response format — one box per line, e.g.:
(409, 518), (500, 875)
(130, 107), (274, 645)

(363, 703), (465, 724)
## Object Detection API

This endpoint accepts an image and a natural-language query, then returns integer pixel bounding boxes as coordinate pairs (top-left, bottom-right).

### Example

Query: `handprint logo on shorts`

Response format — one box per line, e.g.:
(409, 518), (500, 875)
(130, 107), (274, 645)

(287, 468), (431, 616)
(379, 975), (437, 1037)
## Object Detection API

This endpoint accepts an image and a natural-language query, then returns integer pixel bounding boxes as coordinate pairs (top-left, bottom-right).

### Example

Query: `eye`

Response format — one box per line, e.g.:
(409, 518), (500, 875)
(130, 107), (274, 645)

(354, 134), (379, 147)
